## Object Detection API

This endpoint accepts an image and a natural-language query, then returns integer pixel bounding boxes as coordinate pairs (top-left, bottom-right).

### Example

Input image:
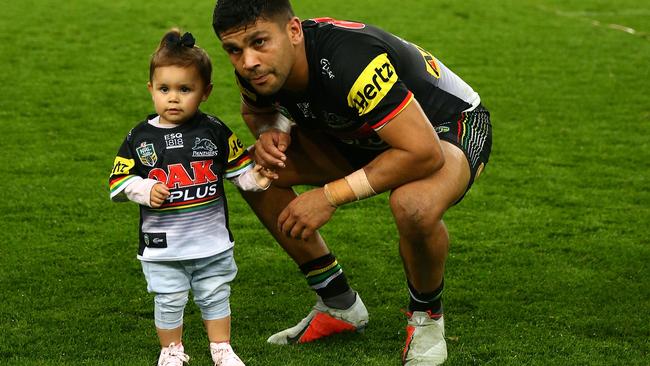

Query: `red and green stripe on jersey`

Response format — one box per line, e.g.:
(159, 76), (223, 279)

(224, 153), (252, 179)
(109, 174), (139, 200)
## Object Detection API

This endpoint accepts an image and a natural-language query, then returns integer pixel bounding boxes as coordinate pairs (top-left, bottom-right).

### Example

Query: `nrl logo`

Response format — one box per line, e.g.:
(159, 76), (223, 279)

(136, 142), (157, 167)
(192, 137), (218, 157)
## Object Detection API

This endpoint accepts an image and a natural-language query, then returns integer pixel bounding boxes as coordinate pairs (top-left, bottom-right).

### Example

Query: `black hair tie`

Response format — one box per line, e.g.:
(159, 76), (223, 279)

(180, 32), (195, 48)
(165, 32), (195, 48)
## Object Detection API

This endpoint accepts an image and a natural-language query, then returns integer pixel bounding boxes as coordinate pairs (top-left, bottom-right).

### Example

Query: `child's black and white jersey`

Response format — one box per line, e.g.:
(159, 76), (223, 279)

(109, 111), (252, 261)
(236, 17), (480, 151)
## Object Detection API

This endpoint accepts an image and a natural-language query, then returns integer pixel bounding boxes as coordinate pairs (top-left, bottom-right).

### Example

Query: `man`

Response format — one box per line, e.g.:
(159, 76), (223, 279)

(212, 1), (492, 364)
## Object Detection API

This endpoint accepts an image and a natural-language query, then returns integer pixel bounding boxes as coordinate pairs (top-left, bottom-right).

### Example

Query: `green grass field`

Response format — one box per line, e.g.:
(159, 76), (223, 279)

(1, 0), (648, 365)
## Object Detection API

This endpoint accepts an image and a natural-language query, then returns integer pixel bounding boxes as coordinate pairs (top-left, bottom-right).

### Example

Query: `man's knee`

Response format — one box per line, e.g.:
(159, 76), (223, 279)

(390, 189), (445, 237)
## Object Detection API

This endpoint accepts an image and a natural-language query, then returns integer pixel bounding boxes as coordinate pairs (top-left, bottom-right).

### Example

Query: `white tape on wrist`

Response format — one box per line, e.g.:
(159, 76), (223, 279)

(256, 113), (293, 137)
(323, 168), (377, 207)
(344, 169), (377, 200)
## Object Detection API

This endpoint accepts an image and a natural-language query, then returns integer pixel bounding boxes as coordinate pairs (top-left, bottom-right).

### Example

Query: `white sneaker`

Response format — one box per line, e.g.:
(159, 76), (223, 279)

(158, 343), (190, 366)
(267, 295), (368, 344)
(402, 311), (447, 365)
(210, 342), (245, 366)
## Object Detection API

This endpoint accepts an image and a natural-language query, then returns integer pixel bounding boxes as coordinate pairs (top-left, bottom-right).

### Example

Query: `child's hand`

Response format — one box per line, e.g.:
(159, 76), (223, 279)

(150, 182), (170, 208)
(256, 164), (279, 180)
(253, 164), (278, 189)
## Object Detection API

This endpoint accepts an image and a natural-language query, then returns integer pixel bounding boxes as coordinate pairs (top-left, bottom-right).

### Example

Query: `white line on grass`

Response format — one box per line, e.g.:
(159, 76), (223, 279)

(537, 5), (649, 40)
(552, 9), (650, 17)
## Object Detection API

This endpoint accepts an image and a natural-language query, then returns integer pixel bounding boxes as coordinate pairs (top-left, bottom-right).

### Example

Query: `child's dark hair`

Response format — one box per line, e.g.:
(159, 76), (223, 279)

(212, 0), (294, 38)
(149, 28), (212, 86)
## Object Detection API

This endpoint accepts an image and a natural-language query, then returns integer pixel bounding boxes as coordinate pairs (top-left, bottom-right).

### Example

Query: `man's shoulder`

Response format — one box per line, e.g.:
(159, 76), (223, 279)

(304, 19), (399, 80)
(304, 18), (385, 56)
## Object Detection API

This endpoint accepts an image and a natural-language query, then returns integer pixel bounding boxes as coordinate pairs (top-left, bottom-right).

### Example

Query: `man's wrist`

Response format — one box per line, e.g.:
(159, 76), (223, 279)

(345, 168), (377, 200)
(256, 113), (293, 138)
(323, 168), (377, 207)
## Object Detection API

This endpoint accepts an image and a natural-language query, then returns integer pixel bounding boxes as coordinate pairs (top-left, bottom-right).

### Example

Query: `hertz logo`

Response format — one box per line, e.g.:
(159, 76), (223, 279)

(347, 53), (397, 116)
(227, 134), (245, 161)
(112, 156), (134, 176)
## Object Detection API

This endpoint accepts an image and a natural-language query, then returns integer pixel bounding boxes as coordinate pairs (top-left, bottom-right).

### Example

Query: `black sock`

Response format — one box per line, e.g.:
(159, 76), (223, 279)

(300, 253), (356, 309)
(408, 279), (444, 317)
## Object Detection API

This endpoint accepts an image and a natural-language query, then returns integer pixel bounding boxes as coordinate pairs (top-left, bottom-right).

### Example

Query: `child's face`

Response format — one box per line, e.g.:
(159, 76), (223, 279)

(148, 65), (212, 125)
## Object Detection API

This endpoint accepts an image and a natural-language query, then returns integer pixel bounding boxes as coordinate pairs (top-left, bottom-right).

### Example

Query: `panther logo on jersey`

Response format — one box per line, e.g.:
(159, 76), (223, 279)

(192, 137), (219, 157)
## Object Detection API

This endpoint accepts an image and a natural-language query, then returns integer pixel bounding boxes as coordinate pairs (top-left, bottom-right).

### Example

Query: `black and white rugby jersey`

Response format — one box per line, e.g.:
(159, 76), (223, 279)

(236, 17), (480, 151)
(109, 111), (252, 261)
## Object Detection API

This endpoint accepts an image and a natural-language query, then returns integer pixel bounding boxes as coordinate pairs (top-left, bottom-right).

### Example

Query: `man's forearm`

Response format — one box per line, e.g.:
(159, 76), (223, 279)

(363, 146), (442, 193)
(241, 109), (276, 136)
(241, 101), (291, 136)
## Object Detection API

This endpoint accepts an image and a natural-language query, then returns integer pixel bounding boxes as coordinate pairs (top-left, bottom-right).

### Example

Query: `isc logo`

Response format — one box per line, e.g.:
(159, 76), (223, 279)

(347, 53), (397, 116)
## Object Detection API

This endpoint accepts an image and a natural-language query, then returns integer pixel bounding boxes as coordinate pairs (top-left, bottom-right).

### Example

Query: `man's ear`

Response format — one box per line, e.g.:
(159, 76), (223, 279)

(287, 16), (303, 45)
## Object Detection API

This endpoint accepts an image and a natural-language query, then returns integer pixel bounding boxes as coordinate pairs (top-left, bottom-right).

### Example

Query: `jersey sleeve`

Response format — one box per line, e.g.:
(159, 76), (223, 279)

(325, 29), (414, 131)
(343, 52), (414, 130)
(109, 133), (140, 201)
(222, 126), (254, 179)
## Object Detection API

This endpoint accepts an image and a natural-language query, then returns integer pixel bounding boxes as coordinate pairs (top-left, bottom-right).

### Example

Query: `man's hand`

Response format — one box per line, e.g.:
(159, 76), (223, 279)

(150, 182), (170, 208)
(277, 188), (337, 240)
(255, 129), (291, 169)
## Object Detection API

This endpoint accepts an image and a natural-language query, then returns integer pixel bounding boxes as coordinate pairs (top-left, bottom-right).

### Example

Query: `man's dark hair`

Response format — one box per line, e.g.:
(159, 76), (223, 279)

(212, 0), (295, 38)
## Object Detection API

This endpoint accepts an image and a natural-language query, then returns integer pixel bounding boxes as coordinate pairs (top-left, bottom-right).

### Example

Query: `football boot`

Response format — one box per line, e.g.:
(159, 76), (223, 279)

(267, 295), (368, 344)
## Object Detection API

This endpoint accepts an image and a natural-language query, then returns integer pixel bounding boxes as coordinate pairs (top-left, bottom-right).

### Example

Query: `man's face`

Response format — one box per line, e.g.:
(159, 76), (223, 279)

(219, 19), (296, 96)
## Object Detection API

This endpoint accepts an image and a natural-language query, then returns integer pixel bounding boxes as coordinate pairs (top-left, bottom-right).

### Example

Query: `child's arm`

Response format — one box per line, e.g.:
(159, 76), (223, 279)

(110, 167), (169, 207)
(230, 164), (276, 192)
(122, 177), (170, 207)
